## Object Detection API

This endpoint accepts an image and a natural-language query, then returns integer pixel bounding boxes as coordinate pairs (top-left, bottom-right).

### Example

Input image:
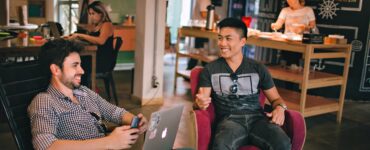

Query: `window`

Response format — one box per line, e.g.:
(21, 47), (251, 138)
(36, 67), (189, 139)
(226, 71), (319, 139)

(58, 0), (79, 34)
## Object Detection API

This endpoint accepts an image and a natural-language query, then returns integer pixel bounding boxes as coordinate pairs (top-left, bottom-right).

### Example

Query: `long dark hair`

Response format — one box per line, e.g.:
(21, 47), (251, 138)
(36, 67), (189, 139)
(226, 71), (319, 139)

(88, 1), (111, 23)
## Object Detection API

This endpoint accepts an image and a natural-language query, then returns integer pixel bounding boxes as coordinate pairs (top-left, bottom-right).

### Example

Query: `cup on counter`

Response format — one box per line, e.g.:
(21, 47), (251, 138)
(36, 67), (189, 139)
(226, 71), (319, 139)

(124, 15), (134, 25)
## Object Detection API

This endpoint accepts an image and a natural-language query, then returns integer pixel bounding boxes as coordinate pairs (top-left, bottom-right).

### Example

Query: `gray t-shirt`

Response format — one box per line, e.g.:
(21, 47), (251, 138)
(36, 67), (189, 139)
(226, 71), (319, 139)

(199, 57), (274, 116)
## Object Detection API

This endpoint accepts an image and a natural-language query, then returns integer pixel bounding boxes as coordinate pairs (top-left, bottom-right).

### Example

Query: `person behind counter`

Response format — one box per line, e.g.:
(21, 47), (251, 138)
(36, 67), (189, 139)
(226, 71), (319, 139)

(28, 39), (148, 150)
(67, 1), (115, 74)
(271, 0), (316, 66)
(271, 0), (316, 34)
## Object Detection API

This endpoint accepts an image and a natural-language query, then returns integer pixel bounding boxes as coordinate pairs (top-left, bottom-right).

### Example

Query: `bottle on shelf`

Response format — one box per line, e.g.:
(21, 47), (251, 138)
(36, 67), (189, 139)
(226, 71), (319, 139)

(206, 5), (215, 30)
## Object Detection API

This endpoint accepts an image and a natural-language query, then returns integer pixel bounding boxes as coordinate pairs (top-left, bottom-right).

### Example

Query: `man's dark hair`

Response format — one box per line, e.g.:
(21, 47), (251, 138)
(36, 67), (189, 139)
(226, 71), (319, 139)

(38, 39), (83, 76)
(217, 17), (248, 39)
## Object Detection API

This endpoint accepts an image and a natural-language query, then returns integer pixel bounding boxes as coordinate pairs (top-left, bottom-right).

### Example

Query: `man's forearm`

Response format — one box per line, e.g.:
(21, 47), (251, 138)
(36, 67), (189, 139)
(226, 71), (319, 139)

(270, 97), (287, 109)
(47, 137), (110, 150)
(121, 111), (135, 125)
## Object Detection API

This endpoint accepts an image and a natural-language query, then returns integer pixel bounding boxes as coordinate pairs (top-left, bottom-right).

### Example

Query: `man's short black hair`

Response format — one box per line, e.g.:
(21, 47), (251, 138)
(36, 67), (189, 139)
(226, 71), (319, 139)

(38, 39), (83, 76)
(217, 17), (248, 39)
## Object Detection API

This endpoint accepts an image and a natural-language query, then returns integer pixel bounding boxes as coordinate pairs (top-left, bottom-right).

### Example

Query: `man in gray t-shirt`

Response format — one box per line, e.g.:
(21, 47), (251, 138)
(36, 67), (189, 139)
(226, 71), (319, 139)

(195, 18), (291, 150)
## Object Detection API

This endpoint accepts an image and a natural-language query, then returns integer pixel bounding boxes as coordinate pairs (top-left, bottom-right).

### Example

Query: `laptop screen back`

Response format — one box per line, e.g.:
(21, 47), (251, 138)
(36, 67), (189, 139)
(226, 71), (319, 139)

(143, 105), (184, 150)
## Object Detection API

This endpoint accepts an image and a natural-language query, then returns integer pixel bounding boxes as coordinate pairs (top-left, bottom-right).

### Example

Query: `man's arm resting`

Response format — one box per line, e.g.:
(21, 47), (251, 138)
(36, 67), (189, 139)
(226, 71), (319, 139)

(48, 138), (112, 150)
(121, 111), (135, 125)
(263, 86), (287, 109)
(48, 126), (139, 150)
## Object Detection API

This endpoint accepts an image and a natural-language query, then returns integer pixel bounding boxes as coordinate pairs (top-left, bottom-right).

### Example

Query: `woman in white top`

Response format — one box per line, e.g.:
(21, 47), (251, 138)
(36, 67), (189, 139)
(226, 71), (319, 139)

(271, 0), (316, 34)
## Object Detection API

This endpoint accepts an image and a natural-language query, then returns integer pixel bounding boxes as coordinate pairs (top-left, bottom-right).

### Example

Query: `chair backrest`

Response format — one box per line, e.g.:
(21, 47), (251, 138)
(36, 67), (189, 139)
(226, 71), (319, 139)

(0, 61), (49, 150)
(190, 67), (266, 108)
(110, 36), (122, 70)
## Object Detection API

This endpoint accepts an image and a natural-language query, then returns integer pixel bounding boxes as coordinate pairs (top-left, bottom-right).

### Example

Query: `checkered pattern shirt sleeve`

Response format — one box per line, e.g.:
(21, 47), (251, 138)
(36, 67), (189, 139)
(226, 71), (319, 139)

(83, 86), (127, 124)
(28, 93), (58, 150)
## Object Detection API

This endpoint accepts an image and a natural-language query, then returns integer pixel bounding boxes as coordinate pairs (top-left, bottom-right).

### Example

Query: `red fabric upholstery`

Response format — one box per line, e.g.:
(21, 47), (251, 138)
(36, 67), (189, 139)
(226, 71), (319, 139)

(191, 67), (306, 150)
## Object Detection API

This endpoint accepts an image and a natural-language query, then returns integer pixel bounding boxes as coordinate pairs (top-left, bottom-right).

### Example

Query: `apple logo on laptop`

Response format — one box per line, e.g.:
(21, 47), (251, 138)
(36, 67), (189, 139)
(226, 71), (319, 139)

(161, 127), (167, 139)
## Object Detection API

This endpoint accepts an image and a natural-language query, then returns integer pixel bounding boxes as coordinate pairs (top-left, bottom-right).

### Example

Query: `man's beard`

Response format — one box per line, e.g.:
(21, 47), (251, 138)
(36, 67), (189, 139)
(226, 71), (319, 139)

(63, 80), (81, 89)
(61, 75), (82, 89)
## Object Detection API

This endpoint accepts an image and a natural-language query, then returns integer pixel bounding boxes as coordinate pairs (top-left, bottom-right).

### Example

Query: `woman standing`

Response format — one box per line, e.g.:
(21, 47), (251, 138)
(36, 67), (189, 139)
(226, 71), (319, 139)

(69, 1), (115, 73)
(271, 0), (316, 34)
(271, 0), (316, 66)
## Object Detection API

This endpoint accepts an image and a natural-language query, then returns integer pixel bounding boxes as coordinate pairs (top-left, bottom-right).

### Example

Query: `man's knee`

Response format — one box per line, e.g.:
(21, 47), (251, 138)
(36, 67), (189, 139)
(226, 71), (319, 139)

(272, 133), (291, 150)
(212, 119), (246, 150)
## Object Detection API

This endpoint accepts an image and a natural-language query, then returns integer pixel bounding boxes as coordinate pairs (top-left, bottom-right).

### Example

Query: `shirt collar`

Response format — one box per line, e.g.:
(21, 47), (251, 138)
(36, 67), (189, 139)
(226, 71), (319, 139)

(47, 84), (87, 101)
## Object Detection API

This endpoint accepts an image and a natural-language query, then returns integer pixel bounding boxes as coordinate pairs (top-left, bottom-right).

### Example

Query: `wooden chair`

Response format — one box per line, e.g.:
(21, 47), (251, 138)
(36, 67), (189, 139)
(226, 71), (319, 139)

(96, 36), (122, 105)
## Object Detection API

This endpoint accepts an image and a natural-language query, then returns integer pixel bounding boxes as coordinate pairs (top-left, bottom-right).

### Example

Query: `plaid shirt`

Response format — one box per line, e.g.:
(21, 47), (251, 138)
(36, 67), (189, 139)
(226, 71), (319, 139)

(28, 85), (127, 150)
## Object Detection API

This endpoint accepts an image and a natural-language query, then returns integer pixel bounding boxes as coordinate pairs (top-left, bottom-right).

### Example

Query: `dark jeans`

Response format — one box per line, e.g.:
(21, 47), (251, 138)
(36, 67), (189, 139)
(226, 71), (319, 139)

(212, 113), (291, 150)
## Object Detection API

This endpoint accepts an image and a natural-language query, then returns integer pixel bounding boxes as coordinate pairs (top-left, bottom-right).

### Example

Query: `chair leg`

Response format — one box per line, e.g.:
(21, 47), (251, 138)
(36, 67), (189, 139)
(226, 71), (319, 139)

(109, 73), (119, 105)
(103, 76), (111, 102)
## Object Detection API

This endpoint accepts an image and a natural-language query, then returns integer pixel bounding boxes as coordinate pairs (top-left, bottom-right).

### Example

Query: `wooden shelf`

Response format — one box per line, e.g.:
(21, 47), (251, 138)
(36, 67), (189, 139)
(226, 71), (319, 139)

(180, 27), (218, 39)
(268, 66), (344, 89)
(177, 70), (191, 79)
(177, 50), (218, 63)
(277, 88), (339, 117)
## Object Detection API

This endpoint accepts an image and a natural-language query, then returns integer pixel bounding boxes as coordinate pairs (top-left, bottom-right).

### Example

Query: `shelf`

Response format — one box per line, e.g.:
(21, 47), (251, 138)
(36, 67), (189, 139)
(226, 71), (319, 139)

(180, 27), (218, 39)
(267, 66), (343, 89)
(277, 88), (339, 117)
(177, 70), (191, 79)
(177, 50), (218, 63)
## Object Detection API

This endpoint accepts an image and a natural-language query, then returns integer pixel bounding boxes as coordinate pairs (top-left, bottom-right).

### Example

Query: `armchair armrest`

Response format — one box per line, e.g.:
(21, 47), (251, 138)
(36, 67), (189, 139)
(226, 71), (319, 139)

(194, 110), (212, 150)
(282, 110), (306, 150)
(194, 103), (215, 150)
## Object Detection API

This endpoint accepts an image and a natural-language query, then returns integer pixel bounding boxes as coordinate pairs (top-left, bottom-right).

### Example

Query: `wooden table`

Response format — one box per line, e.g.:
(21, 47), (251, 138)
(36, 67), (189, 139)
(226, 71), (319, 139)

(175, 27), (351, 123)
(0, 37), (98, 89)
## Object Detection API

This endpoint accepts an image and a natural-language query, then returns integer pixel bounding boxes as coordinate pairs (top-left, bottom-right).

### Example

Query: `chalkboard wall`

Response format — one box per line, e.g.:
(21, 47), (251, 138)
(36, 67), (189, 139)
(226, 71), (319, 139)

(305, 0), (370, 100)
(230, 0), (370, 100)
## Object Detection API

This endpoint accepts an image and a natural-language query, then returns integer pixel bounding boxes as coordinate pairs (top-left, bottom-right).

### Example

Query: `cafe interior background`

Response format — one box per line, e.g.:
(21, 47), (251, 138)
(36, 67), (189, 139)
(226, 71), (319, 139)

(1, 0), (370, 149)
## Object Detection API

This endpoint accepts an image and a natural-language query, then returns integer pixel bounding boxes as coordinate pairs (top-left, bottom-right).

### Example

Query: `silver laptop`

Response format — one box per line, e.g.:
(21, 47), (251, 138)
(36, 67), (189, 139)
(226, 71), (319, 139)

(143, 105), (184, 150)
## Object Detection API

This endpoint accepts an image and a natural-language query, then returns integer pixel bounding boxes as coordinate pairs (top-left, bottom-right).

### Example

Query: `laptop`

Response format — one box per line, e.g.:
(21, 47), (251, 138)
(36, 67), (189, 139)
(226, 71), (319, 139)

(143, 105), (184, 150)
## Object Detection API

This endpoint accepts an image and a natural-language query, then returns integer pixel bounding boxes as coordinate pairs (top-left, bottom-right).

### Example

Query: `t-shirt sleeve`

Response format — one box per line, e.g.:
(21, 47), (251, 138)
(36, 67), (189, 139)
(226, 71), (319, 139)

(198, 66), (212, 88)
(258, 64), (275, 90)
(278, 8), (288, 19)
(307, 7), (316, 21)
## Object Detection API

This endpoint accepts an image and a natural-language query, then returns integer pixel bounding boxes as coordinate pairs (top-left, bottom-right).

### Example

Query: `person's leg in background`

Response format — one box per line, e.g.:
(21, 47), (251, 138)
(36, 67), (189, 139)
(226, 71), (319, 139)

(186, 37), (208, 70)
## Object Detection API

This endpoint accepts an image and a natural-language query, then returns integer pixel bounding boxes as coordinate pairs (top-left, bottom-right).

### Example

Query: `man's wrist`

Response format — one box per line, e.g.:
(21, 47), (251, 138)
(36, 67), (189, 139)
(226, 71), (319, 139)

(276, 103), (288, 110)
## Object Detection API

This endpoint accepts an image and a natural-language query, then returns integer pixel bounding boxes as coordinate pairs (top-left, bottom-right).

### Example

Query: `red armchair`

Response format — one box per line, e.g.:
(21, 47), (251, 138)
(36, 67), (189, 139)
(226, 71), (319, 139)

(190, 67), (306, 150)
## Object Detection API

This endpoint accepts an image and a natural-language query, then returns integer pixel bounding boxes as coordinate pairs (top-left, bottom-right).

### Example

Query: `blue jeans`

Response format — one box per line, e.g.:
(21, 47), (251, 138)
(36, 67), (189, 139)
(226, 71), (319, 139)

(212, 113), (291, 150)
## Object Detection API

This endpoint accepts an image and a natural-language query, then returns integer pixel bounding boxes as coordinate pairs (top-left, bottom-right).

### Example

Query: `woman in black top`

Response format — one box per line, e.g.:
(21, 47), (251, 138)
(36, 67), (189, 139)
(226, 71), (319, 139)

(68, 1), (115, 73)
